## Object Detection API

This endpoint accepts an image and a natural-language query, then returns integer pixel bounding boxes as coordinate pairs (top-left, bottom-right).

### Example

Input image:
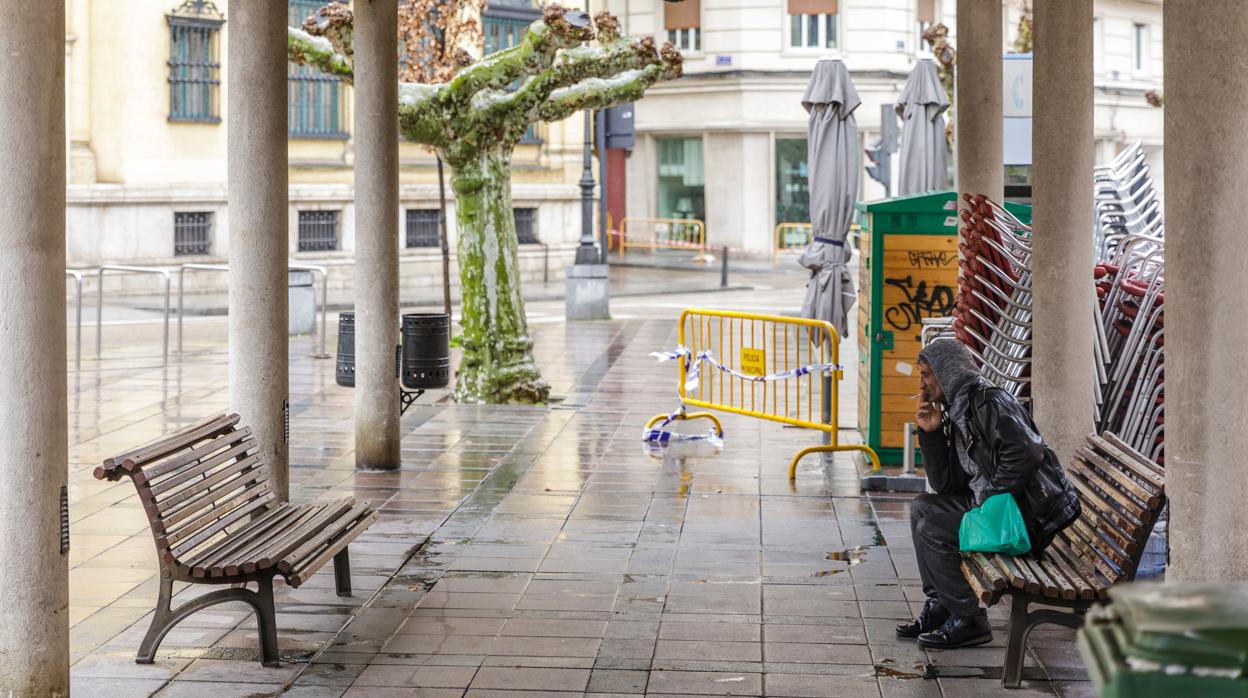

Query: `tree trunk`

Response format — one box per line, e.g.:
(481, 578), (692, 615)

(437, 156), (452, 319)
(450, 147), (550, 404)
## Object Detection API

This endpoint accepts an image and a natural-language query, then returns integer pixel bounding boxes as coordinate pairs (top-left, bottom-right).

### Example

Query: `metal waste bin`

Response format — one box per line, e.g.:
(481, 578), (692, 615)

(288, 270), (316, 336)
(335, 312), (355, 387)
(400, 313), (450, 389)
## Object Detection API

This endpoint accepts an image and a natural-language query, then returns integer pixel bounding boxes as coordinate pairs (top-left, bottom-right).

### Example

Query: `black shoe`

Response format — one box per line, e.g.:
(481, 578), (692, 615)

(917, 612), (993, 649)
(896, 597), (951, 639)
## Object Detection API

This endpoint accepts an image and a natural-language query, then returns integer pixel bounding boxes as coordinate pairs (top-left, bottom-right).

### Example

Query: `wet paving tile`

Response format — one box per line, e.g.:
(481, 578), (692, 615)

(65, 309), (1082, 696)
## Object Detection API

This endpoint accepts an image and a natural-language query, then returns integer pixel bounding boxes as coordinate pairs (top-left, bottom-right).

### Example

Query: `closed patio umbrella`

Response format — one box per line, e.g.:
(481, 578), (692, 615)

(799, 58), (860, 339)
(896, 58), (949, 196)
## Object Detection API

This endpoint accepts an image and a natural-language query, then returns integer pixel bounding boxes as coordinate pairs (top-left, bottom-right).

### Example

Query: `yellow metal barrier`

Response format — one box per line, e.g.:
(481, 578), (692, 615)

(774, 222), (813, 257)
(617, 217), (707, 258)
(647, 308), (881, 480)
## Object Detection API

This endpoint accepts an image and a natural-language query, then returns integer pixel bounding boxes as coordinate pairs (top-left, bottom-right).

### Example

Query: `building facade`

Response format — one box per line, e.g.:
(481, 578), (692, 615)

(64, 0), (591, 297)
(606, 0), (1164, 255)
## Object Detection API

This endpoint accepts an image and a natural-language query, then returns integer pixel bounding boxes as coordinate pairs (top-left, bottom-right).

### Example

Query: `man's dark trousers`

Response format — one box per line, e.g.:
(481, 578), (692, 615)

(910, 492), (982, 619)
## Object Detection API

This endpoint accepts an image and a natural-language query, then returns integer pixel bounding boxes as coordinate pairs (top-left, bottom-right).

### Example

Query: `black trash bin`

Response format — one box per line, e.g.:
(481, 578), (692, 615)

(336, 312), (355, 387)
(401, 313), (450, 390)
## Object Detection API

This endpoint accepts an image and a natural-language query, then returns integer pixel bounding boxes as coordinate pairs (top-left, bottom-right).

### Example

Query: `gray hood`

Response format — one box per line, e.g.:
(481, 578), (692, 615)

(918, 338), (983, 433)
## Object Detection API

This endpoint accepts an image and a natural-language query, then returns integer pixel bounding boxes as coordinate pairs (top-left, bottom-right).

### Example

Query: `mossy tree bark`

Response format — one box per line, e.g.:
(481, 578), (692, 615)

(450, 147), (545, 403)
(289, 3), (682, 403)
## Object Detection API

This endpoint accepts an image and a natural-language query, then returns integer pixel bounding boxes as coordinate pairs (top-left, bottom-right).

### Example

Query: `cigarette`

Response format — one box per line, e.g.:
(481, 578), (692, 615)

(909, 393), (923, 400)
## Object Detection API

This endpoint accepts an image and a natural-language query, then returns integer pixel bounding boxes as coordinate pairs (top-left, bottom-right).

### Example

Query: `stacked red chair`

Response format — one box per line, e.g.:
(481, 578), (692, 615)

(953, 193), (1033, 403)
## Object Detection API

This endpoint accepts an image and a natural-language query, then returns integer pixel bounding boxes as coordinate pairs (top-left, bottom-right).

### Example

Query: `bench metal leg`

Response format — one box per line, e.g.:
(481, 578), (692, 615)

(1002, 596), (1088, 689)
(254, 575), (280, 668)
(136, 571), (282, 668)
(333, 548), (352, 597)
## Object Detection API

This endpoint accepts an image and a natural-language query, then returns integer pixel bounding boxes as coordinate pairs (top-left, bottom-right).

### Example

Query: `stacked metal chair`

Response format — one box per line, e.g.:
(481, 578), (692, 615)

(1092, 143), (1165, 464)
(1094, 141), (1163, 262)
(953, 194), (1034, 402)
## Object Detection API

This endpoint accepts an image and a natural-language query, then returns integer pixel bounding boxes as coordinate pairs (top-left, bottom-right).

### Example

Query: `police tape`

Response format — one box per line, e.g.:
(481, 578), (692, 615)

(642, 346), (842, 445)
(650, 345), (841, 394)
(640, 404), (724, 446)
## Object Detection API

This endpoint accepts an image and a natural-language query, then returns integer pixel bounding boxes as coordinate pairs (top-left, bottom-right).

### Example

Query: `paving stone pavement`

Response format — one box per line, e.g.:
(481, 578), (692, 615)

(64, 286), (1092, 697)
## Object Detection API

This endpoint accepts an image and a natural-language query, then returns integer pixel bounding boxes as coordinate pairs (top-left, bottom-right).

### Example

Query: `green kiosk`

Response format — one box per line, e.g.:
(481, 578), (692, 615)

(856, 191), (1030, 466)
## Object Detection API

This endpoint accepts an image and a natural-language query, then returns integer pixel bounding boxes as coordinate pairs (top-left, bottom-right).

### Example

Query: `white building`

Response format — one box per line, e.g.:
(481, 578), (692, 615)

(605, 0), (1164, 254)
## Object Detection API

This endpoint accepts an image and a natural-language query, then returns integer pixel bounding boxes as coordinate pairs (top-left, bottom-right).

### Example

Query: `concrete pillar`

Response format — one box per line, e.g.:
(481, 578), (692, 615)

(228, 2), (289, 500)
(1030, 0), (1095, 462)
(954, 0), (1003, 209)
(1164, 0), (1248, 581)
(0, 5), (69, 694)
(354, 0), (402, 469)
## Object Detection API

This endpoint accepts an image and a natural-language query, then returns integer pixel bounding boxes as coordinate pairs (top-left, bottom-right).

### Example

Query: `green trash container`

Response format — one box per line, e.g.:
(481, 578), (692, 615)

(1077, 582), (1248, 697)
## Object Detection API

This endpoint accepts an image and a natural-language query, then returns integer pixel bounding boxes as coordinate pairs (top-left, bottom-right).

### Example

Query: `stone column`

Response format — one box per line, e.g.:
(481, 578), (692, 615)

(1030, 0), (1095, 462)
(0, 5), (69, 694)
(228, 2), (289, 500)
(354, 0), (402, 469)
(1164, 0), (1248, 581)
(954, 0), (1003, 208)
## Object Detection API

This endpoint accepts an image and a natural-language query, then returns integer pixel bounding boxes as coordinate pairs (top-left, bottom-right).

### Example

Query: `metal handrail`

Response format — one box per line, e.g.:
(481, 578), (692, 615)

(96, 265), (172, 366)
(176, 263), (228, 356)
(65, 270), (83, 372)
(177, 262), (330, 357)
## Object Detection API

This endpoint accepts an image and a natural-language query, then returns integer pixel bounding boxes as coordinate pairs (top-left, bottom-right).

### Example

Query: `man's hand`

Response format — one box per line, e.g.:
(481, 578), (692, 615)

(916, 400), (942, 433)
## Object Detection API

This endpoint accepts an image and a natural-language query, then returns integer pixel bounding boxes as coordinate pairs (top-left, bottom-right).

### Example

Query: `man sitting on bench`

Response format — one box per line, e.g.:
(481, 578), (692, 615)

(895, 339), (1081, 649)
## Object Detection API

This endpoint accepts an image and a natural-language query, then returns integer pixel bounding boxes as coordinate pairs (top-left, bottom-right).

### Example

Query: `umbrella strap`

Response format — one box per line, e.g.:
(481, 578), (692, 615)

(813, 236), (844, 247)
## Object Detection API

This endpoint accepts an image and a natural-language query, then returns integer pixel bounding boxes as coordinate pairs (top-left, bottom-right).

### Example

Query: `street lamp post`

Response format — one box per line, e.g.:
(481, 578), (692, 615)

(565, 0), (610, 321)
(575, 108), (599, 264)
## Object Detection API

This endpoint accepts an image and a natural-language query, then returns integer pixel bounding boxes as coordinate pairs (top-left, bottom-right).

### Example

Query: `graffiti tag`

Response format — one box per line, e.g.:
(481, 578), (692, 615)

(884, 275), (956, 337)
(906, 250), (956, 269)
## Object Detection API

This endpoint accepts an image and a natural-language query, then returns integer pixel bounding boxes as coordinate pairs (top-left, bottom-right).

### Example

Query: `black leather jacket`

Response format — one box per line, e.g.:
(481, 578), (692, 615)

(918, 385), (1081, 556)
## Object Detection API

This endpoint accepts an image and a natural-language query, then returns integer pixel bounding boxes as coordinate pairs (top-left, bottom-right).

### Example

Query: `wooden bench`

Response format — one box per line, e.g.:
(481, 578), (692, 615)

(960, 431), (1165, 688)
(94, 413), (378, 667)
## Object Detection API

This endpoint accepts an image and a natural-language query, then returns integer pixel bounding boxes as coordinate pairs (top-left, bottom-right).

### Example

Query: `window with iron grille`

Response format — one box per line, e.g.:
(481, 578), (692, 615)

(514, 208), (539, 244)
(174, 212), (213, 256)
(406, 209), (441, 248)
(484, 4), (544, 145)
(167, 1), (224, 122)
(288, 0), (348, 138)
(298, 210), (340, 252)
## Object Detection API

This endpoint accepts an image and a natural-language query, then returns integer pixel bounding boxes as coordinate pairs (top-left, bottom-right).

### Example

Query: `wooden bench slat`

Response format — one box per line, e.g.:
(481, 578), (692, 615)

(1067, 477), (1144, 548)
(998, 554), (1038, 591)
(1032, 554), (1078, 601)
(144, 434), (255, 494)
(1051, 539), (1106, 598)
(137, 428), (254, 485)
(1088, 433), (1164, 487)
(170, 494), (277, 560)
(254, 499), (356, 572)
(161, 472), (271, 530)
(287, 508), (379, 587)
(1040, 547), (1094, 600)
(214, 504), (327, 577)
(108, 413), (237, 472)
(989, 553), (1027, 590)
(1015, 555), (1060, 599)
(164, 480), (273, 546)
(969, 553), (1007, 590)
(1074, 446), (1161, 509)
(187, 504), (302, 574)
(225, 502), (339, 575)
(1069, 458), (1148, 523)
(1061, 524), (1128, 585)
(961, 560), (995, 604)
(282, 503), (374, 575)
(154, 454), (264, 513)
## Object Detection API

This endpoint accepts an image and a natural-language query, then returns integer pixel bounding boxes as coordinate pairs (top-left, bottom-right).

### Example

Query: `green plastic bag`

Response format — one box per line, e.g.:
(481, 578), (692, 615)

(959, 493), (1031, 555)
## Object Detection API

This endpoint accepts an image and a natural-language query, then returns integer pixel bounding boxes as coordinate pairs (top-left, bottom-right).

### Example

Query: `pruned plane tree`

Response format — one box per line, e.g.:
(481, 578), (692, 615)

(289, 3), (683, 404)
